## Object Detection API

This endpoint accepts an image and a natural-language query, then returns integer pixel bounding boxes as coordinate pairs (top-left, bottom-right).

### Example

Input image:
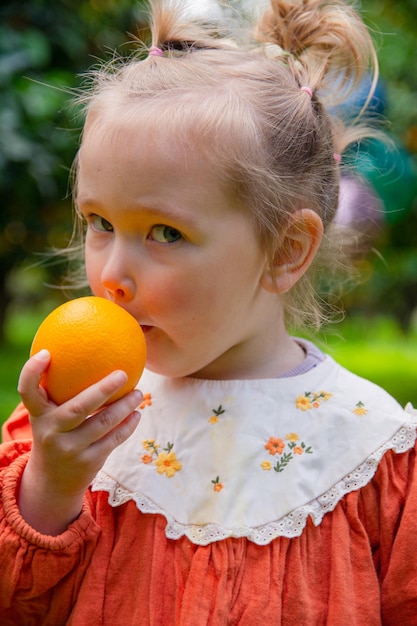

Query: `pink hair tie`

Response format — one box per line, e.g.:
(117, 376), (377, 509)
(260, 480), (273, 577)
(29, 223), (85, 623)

(301, 86), (313, 98)
(148, 46), (164, 57)
(333, 152), (342, 163)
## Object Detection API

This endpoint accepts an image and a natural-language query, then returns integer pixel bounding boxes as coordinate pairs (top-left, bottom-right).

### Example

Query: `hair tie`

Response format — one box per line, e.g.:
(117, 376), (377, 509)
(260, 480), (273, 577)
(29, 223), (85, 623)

(333, 152), (342, 164)
(148, 46), (164, 57)
(301, 86), (313, 98)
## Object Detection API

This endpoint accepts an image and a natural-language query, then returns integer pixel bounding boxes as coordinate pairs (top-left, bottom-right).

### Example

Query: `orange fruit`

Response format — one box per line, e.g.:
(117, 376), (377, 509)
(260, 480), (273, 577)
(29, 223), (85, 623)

(30, 296), (146, 405)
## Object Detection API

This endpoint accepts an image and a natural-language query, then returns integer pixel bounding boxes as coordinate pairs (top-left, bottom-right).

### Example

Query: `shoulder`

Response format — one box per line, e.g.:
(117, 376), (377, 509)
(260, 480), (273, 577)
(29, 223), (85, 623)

(320, 354), (406, 414)
(367, 421), (417, 499)
(352, 406), (417, 546)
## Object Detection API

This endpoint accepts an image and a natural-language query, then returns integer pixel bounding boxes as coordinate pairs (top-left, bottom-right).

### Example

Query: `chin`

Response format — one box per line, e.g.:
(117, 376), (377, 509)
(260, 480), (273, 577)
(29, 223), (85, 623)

(145, 354), (216, 380)
(144, 359), (193, 379)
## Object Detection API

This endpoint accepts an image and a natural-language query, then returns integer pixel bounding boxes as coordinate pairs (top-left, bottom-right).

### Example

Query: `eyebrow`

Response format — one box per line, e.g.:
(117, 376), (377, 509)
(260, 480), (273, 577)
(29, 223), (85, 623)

(138, 205), (199, 228)
(77, 197), (200, 228)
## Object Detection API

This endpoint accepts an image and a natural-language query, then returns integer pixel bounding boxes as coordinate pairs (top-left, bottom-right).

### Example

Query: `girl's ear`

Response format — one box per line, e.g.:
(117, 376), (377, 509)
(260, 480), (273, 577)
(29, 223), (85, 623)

(260, 209), (324, 294)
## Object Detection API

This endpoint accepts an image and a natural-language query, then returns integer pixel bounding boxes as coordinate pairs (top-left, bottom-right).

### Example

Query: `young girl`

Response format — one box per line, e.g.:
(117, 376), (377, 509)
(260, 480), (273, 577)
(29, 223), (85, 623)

(1, 1), (417, 624)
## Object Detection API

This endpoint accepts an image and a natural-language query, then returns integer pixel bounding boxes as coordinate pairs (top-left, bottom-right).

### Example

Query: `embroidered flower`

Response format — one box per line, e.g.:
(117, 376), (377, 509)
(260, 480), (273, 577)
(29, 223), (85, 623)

(143, 439), (159, 453)
(212, 476), (224, 492)
(139, 393), (152, 409)
(263, 436), (313, 473)
(265, 437), (285, 455)
(320, 391), (333, 401)
(295, 395), (313, 411)
(155, 451), (182, 478)
(296, 390), (332, 411)
(285, 432), (299, 442)
(141, 440), (182, 477)
(208, 405), (226, 424)
(353, 401), (368, 416)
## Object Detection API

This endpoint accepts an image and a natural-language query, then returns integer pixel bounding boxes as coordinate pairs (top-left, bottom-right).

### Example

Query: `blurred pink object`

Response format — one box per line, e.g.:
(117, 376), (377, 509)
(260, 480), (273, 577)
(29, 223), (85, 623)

(335, 174), (385, 240)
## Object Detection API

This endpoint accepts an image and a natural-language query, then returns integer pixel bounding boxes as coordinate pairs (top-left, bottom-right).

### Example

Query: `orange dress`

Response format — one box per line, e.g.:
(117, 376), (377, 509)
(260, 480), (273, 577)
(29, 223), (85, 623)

(1, 359), (417, 626)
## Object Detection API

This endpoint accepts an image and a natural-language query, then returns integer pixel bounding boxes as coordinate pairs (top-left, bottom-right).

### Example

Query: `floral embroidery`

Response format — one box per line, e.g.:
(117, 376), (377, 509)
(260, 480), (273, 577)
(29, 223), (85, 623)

(353, 401), (368, 416)
(212, 476), (224, 492)
(265, 437), (285, 455)
(141, 440), (182, 478)
(285, 432), (299, 442)
(143, 439), (159, 453)
(295, 390), (332, 411)
(155, 450), (182, 478)
(139, 393), (152, 409)
(208, 405), (226, 424)
(262, 433), (313, 473)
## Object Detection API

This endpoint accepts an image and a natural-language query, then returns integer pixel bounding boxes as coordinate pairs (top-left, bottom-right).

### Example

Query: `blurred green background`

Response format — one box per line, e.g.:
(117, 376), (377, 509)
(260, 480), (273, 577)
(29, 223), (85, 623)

(1, 0), (417, 427)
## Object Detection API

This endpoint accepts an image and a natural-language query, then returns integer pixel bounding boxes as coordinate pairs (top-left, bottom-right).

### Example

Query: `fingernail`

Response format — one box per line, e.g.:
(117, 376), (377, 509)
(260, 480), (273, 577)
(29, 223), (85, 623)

(33, 349), (50, 361)
(133, 389), (143, 403)
(111, 370), (128, 384)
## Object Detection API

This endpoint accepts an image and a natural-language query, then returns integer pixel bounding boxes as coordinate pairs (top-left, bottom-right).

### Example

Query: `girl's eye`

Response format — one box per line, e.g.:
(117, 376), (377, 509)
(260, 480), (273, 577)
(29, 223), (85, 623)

(148, 225), (182, 243)
(89, 215), (113, 232)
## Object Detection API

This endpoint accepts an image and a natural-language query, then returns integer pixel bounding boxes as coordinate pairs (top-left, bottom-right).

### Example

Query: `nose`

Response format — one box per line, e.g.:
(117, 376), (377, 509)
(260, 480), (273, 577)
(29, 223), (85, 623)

(100, 246), (136, 303)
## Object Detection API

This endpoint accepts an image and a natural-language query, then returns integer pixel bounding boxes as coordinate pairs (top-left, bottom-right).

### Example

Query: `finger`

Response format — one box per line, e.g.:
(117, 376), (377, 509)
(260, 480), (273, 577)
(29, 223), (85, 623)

(85, 405), (142, 460)
(17, 350), (51, 414)
(76, 387), (143, 443)
(98, 408), (142, 455)
(57, 372), (141, 432)
(60, 407), (142, 482)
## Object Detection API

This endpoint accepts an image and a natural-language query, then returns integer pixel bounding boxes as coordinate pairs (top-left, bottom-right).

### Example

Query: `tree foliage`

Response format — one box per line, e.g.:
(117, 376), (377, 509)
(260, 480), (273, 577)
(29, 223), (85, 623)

(0, 0), (145, 339)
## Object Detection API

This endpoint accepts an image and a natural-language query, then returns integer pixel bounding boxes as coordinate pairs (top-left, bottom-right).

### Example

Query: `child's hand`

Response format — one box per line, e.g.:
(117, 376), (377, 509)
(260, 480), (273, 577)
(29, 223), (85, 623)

(17, 349), (142, 535)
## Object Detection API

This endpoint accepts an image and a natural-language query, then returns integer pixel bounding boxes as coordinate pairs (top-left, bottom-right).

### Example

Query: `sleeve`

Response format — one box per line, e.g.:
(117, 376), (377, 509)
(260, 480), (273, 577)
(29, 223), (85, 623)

(0, 440), (101, 623)
(1, 402), (32, 442)
(360, 437), (417, 624)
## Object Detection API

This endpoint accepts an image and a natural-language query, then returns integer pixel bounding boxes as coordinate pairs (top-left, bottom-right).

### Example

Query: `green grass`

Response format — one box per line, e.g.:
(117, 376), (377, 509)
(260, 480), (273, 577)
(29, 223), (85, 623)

(0, 302), (59, 425)
(318, 318), (417, 408)
(1, 309), (416, 431)
(0, 341), (30, 422)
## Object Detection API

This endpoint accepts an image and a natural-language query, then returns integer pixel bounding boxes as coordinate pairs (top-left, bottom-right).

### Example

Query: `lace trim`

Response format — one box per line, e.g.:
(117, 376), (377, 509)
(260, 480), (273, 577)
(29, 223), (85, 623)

(91, 409), (417, 546)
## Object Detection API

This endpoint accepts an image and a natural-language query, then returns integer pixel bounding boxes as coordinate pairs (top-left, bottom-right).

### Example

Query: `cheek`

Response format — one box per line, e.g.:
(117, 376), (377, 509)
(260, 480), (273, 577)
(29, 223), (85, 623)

(146, 281), (198, 315)
(144, 272), (219, 321)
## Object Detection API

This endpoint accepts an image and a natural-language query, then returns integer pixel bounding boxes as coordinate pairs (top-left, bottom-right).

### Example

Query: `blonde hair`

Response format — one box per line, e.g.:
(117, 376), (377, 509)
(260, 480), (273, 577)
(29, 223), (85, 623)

(69, 0), (378, 329)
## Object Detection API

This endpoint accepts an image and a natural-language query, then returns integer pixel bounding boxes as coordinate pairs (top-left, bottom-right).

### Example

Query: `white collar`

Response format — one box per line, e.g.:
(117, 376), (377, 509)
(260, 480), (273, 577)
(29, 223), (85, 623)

(92, 357), (417, 545)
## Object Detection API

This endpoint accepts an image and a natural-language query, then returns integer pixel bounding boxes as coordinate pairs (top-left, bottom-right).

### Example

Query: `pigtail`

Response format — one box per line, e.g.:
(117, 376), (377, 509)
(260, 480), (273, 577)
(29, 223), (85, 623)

(256, 0), (377, 103)
(253, 1), (380, 328)
(148, 0), (234, 54)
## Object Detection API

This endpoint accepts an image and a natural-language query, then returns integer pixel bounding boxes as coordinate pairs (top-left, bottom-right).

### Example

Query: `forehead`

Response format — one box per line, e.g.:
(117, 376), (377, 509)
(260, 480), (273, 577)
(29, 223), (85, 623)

(81, 84), (252, 168)
(80, 114), (193, 189)
(77, 110), (243, 214)
(81, 109), (184, 166)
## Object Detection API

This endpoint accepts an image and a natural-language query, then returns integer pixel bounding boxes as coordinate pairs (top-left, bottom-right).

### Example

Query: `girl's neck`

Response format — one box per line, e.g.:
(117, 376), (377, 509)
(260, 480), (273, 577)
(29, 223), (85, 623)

(190, 332), (308, 381)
